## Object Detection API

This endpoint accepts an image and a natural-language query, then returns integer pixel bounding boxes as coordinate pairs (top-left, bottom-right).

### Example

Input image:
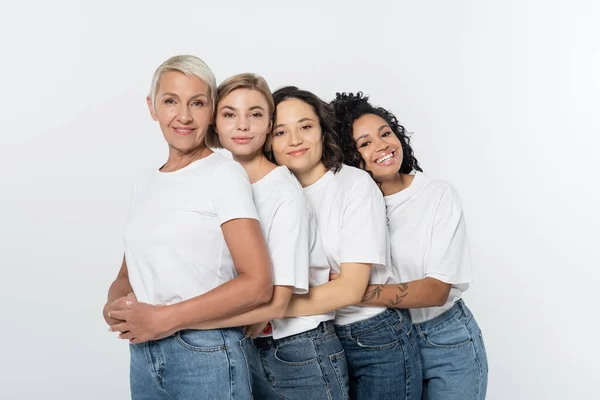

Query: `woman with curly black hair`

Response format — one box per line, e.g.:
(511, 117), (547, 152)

(265, 86), (422, 400)
(331, 92), (488, 400)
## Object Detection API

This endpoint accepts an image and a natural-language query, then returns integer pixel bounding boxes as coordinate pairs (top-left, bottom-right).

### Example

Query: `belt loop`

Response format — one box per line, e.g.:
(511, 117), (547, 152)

(457, 299), (468, 317)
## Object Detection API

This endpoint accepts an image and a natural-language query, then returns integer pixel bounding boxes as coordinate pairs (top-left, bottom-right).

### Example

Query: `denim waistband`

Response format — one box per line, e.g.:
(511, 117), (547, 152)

(413, 299), (471, 331)
(333, 308), (410, 337)
(253, 320), (335, 350)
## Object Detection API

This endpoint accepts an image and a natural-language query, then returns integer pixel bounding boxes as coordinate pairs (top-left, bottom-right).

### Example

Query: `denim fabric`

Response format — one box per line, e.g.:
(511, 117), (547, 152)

(414, 299), (488, 400)
(129, 328), (252, 400)
(246, 321), (350, 399)
(334, 308), (422, 400)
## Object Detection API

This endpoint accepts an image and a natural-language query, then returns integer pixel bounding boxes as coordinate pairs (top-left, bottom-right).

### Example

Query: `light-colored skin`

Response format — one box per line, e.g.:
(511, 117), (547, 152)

(183, 88), (295, 335)
(106, 72), (273, 344)
(333, 113), (451, 308)
(267, 98), (372, 326)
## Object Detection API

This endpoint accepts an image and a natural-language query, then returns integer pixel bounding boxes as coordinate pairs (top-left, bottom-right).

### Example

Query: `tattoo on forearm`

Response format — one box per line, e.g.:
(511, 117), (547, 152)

(388, 283), (409, 306)
(362, 285), (383, 302)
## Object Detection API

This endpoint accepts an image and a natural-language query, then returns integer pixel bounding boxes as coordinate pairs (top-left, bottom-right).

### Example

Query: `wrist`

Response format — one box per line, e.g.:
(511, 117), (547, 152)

(158, 304), (181, 332)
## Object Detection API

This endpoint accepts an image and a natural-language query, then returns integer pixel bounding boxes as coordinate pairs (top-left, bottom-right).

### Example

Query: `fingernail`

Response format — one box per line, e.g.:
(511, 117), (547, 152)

(108, 312), (112, 317)
(125, 301), (133, 305)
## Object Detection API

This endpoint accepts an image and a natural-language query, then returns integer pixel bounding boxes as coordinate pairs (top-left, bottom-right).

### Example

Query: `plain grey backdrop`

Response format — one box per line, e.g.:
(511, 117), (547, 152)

(1, 0), (598, 398)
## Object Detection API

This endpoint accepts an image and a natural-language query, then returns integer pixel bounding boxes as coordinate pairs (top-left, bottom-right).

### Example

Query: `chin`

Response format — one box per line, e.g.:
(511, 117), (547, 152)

(371, 166), (398, 180)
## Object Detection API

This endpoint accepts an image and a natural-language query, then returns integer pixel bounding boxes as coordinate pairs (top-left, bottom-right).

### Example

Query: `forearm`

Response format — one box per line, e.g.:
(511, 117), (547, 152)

(186, 288), (289, 330)
(166, 274), (272, 331)
(361, 277), (450, 308)
(285, 279), (364, 317)
(107, 276), (133, 303)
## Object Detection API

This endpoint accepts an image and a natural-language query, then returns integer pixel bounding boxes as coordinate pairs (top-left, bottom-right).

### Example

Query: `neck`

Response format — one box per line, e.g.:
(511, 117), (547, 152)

(378, 172), (414, 196)
(234, 151), (277, 184)
(161, 145), (211, 172)
(296, 162), (328, 187)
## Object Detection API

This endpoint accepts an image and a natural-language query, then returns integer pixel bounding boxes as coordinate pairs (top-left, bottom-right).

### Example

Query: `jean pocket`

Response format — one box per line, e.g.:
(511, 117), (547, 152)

(356, 324), (400, 350)
(424, 318), (473, 349)
(329, 349), (350, 399)
(274, 337), (318, 366)
(176, 329), (227, 352)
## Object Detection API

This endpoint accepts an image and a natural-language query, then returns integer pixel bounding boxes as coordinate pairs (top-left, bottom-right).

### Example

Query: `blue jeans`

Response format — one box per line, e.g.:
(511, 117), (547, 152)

(246, 321), (350, 399)
(335, 308), (422, 400)
(129, 328), (252, 400)
(414, 299), (488, 400)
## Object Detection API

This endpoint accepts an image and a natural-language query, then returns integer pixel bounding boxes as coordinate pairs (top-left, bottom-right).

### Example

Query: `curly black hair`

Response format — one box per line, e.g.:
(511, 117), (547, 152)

(268, 86), (343, 173)
(330, 92), (422, 176)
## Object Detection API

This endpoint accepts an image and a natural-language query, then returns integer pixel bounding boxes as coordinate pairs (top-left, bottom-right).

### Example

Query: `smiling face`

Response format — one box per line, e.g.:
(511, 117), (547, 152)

(214, 88), (272, 159)
(352, 113), (403, 181)
(146, 71), (213, 156)
(271, 98), (326, 182)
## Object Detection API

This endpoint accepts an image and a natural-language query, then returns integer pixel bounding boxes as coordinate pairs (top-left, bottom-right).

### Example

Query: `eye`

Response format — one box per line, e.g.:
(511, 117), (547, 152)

(164, 98), (176, 105)
(190, 100), (205, 107)
(273, 130), (286, 137)
(251, 112), (263, 118)
(359, 141), (371, 148)
(300, 125), (312, 131)
(382, 131), (392, 137)
(222, 112), (235, 118)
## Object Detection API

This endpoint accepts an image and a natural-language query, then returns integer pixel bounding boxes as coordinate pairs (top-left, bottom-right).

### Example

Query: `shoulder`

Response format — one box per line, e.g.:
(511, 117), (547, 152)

(210, 154), (249, 179)
(419, 173), (464, 211)
(337, 165), (379, 192)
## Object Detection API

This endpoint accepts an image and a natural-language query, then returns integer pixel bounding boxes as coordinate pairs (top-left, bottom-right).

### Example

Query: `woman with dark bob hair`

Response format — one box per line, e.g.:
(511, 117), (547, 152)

(331, 91), (488, 400)
(259, 86), (422, 400)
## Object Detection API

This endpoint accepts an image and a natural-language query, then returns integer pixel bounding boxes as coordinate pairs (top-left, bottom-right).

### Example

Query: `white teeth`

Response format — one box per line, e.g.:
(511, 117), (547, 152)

(377, 153), (394, 163)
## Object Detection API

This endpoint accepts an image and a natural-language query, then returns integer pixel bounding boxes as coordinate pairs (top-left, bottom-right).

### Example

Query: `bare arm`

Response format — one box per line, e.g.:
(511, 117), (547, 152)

(361, 277), (451, 308)
(103, 256), (134, 325)
(163, 218), (273, 331)
(186, 285), (293, 330)
(284, 263), (371, 317)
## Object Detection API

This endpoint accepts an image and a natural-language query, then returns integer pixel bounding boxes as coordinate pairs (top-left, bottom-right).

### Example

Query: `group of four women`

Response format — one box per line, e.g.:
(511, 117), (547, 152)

(103, 54), (488, 400)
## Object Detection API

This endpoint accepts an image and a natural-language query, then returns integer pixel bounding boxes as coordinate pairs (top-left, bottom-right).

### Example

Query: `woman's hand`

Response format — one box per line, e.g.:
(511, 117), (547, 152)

(108, 299), (175, 344)
(244, 321), (269, 339)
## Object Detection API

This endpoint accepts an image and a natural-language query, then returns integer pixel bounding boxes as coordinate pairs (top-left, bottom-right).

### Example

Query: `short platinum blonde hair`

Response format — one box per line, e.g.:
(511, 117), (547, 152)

(148, 55), (217, 110)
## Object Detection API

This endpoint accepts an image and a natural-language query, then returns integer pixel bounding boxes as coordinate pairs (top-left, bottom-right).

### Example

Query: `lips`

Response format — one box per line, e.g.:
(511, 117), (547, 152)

(232, 136), (253, 144)
(375, 150), (396, 164)
(173, 127), (196, 136)
(288, 148), (308, 156)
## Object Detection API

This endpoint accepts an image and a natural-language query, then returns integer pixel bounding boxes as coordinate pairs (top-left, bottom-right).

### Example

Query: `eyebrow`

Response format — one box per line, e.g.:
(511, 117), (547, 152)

(160, 92), (209, 100)
(273, 117), (316, 130)
(355, 124), (390, 141)
(219, 105), (266, 112)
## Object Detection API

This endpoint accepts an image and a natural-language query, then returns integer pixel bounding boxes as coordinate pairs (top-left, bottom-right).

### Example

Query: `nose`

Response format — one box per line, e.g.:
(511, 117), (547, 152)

(236, 116), (250, 131)
(290, 130), (304, 146)
(375, 137), (389, 153)
(178, 104), (192, 123)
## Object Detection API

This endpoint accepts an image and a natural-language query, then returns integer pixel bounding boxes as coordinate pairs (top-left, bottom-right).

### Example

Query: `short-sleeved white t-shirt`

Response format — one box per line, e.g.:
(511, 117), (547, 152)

(385, 171), (474, 323)
(252, 166), (333, 339)
(124, 153), (259, 306)
(303, 165), (396, 326)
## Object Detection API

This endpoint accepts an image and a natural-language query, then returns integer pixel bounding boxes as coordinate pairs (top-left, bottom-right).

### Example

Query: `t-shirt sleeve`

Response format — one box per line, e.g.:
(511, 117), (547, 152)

(212, 161), (259, 225)
(424, 186), (474, 284)
(340, 175), (389, 266)
(267, 195), (310, 294)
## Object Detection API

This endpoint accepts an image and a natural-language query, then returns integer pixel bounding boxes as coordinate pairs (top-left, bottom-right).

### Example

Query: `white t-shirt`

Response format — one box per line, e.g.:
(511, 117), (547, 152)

(124, 153), (259, 306)
(385, 171), (474, 324)
(252, 166), (333, 339)
(303, 165), (396, 326)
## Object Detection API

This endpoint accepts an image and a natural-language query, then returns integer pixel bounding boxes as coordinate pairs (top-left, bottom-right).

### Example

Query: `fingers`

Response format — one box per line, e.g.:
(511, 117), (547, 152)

(109, 322), (129, 333)
(107, 310), (128, 320)
(119, 331), (135, 340)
